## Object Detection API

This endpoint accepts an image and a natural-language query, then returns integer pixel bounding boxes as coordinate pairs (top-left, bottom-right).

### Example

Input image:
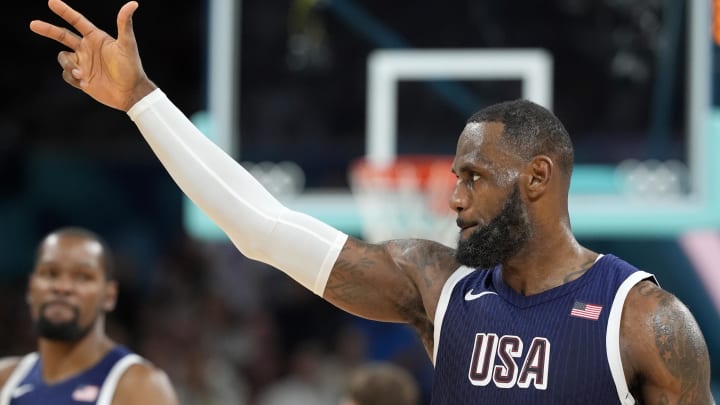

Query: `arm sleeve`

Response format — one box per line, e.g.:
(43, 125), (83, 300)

(127, 89), (348, 295)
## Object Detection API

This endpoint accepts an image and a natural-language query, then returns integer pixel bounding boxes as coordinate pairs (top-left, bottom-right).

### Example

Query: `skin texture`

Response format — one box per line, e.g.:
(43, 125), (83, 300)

(622, 281), (714, 405)
(29, 1), (714, 403)
(0, 231), (178, 405)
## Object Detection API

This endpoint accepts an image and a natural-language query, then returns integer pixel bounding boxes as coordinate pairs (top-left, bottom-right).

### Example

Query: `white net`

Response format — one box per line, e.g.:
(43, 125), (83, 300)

(349, 156), (458, 247)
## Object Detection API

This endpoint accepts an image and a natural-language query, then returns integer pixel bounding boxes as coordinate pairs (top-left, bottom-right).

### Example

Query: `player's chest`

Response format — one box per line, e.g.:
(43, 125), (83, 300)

(439, 295), (612, 389)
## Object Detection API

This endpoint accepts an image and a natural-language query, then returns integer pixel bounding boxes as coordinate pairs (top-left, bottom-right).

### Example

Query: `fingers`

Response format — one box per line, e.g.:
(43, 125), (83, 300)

(29, 20), (82, 50)
(57, 51), (77, 72)
(58, 51), (86, 89)
(48, 0), (98, 38)
(61, 66), (82, 90)
(117, 1), (139, 46)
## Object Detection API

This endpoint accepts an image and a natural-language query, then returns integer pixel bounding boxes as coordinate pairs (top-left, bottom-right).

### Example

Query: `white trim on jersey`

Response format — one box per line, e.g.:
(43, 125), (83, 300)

(0, 353), (39, 405)
(433, 266), (475, 365)
(0, 351), (144, 405)
(95, 354), (144, 405)
(606, 270), (657, 405)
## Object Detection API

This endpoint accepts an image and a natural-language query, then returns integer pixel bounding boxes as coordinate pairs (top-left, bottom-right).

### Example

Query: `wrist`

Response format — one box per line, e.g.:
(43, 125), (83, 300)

(124, 78), (158, 112)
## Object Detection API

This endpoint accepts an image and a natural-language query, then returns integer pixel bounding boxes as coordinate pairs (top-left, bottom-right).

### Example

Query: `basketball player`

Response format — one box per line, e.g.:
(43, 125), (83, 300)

(0, 228), (178, 405)
(30, 1), (715, 403)
(341, 363), (419, 405)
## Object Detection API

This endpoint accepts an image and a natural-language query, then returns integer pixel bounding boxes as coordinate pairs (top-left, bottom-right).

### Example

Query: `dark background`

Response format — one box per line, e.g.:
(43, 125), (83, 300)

(2, 0), (717, 403)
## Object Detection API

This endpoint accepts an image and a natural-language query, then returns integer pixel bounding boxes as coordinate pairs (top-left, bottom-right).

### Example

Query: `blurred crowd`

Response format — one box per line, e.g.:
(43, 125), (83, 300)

(0, 231), (433, 405)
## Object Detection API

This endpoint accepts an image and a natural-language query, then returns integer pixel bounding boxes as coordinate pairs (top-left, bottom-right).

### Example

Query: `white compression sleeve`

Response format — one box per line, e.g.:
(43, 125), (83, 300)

(127, 89), (348, 295)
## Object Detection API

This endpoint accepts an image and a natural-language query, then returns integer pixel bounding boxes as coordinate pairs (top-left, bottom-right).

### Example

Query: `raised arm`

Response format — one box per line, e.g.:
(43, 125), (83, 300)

(621, 281), (715, 404)
(30, 1), (460, 335)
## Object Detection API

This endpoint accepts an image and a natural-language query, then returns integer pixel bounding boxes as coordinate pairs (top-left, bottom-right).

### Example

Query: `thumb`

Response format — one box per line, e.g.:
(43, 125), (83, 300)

(117, 1), (139, 45)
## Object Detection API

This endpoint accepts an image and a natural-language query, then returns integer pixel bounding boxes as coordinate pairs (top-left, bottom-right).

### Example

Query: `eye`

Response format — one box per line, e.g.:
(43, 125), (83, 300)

(38, 267), (59, 279)
(466, 173), (481, 186)
(73, 271), (95, 282)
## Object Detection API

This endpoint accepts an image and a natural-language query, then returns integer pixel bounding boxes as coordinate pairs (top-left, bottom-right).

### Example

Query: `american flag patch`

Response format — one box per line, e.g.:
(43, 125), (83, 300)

(72, 385), (99, 402)
(570, 301), (603, 320)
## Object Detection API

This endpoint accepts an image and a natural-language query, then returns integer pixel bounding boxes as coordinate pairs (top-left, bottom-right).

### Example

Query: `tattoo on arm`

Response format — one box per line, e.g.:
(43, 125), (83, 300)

(642, 284), (712, 405)
(389, 239), (453, 289)
(326, 240), (436, 310)
(326, 242), (384, 305)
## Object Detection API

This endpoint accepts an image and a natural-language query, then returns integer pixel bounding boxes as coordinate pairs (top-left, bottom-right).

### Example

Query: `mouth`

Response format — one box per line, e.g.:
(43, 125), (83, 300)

(460, 225), (478, 238)
(456, 218), (479, 237)
(41, 301), (77, 318)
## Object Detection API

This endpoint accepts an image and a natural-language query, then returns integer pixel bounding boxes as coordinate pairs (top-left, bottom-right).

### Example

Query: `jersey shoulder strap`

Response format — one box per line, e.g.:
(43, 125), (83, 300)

(433, 265), (476, 365)
(0, 353), (39, 405)
(95, 354), (144, 405)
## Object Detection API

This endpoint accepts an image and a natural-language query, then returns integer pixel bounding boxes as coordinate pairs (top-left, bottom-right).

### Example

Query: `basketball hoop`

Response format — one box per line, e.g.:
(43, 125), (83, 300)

(349, 155), (458, 247)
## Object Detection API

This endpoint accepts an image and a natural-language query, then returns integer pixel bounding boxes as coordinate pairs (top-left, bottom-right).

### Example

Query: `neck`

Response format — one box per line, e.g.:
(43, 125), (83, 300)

(500, 221), (597, 296)
(37, 324), (113, 384)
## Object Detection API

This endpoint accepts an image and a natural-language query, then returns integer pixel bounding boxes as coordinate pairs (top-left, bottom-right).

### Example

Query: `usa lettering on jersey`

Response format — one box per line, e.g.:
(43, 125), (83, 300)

(467, 333), (550, 390)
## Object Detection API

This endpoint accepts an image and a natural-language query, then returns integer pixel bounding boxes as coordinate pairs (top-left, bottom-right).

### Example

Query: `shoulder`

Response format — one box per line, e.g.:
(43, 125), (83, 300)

(112, 359), (178, 405)
(0, 357), (23, 388)
(620, 281), (712, 397)
(341, 236), (459, 293)
(621, 280), (706, 352)
(384, 238), (458, 274)
(385, 238), (461, 308)
(384, 239), (461, 295)
(345, 236), (457, 264)
(621, 280), (699, 335)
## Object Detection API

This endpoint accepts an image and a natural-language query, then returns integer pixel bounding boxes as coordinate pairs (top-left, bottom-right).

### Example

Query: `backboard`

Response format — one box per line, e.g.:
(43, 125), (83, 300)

(185, 0), (720, 241)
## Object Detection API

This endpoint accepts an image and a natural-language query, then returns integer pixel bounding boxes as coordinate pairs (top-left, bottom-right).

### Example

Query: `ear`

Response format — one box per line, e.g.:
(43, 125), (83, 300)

(103, 281), (119, 312)
(524, 155), (553, 200)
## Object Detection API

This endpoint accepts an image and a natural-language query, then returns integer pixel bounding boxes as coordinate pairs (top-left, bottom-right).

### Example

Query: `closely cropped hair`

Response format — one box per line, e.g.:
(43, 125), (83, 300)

(36, 227), (116, 280)
(345, 363), (419, 405)
(467, 99), (574, 176)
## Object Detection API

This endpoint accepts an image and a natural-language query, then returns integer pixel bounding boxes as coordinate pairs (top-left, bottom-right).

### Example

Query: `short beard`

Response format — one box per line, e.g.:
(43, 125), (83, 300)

(455, 184), (532, 269)
(34, 304), (92, 342)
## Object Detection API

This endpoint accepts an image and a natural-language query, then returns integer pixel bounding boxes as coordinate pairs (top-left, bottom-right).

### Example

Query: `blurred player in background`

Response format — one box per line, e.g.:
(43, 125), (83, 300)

(0, 227), (178, 405)
(341, 363), (419, 405)
(30, 1), (714, 403)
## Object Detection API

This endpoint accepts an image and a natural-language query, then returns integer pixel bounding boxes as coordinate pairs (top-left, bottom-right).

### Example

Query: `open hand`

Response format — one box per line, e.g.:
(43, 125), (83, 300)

(30, 0), (157, 111)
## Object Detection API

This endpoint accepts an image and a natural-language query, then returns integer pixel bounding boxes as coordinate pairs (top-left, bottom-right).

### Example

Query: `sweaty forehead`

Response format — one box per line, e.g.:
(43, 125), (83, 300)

(455, 121), (509, 167)
(37, 235), (104, 268)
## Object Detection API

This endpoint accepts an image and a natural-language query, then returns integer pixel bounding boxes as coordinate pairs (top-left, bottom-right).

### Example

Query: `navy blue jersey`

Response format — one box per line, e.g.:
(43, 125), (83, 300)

(431, 254), (655, 405)
(0, 346), (144, 405)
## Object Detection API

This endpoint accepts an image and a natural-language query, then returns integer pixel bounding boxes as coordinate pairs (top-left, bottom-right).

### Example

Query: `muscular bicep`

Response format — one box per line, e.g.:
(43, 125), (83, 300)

(622, 281), (714, 405)
(323, 236), (458, 326)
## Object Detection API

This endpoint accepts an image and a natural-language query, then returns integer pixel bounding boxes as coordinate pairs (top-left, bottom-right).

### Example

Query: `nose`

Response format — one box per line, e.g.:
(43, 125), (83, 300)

(49, 275), (75, 295)
(449, 180), (469, 213)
